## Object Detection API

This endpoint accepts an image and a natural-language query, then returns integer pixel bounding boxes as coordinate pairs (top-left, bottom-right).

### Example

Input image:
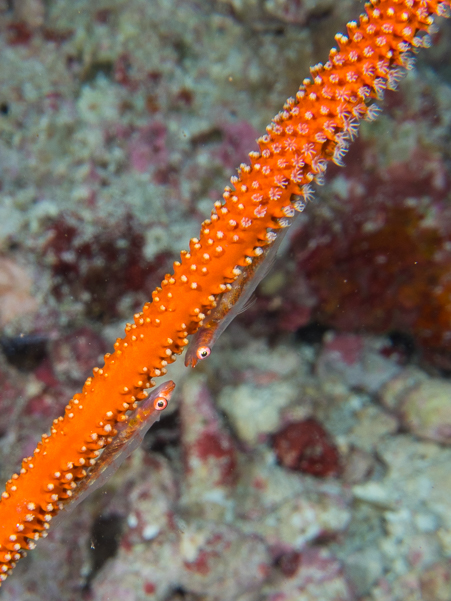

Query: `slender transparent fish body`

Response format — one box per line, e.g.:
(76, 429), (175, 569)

(185, 223), (292, 367)
(53, 381), (175, 523)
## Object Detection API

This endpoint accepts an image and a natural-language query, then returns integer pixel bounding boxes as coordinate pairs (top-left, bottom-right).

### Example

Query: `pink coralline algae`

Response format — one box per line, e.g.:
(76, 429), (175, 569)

(214, 120), (261, 171)
(272, 418), (341, 478)
(180, 376), (238, 498)
(6, 21), (33, 45)
(43, 213), (171, 320)
(265, 547), (354, 601)
(178, 522), (270, 599)
(50, 326), (107, 384)
(92, 514), (271, 601)
(316, 333), (402, 394)
(128, 121), (169, 174)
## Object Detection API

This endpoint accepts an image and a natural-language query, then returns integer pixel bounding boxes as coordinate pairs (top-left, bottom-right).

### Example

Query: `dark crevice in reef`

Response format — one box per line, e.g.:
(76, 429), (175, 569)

(295, 322), (330, 345)
(0, 334), (48, 372)
(144, 409), (182, 459)
(86, 513), (124, 585)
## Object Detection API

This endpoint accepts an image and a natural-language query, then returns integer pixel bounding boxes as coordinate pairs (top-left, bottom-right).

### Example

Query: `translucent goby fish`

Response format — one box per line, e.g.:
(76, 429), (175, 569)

(53, 380), (175, 523)
(185, 205), (300, 368)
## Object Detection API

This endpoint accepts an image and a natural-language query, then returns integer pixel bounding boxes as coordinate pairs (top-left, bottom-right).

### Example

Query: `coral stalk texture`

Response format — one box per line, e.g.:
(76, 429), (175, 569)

(0, 0), (449, 584)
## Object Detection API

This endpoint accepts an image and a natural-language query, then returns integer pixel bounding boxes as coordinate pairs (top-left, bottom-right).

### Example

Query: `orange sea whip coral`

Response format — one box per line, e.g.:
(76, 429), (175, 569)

(0, 0), (449, 584)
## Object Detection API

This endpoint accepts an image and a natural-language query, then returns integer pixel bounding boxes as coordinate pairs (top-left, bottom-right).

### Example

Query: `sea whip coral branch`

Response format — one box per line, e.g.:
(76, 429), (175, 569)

(0, 0), (449, 584)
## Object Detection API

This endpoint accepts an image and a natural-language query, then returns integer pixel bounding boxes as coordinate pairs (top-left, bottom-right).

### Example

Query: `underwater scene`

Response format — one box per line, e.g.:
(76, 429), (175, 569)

(0, 0), (451, 599)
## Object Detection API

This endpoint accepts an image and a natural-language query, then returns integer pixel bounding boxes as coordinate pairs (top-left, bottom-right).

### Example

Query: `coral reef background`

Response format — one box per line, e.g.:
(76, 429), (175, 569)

(0, 0), (451, 599)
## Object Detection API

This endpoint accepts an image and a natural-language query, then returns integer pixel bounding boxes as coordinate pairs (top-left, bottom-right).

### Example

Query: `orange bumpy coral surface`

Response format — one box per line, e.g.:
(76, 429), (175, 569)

(0, 0), (449, 584)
